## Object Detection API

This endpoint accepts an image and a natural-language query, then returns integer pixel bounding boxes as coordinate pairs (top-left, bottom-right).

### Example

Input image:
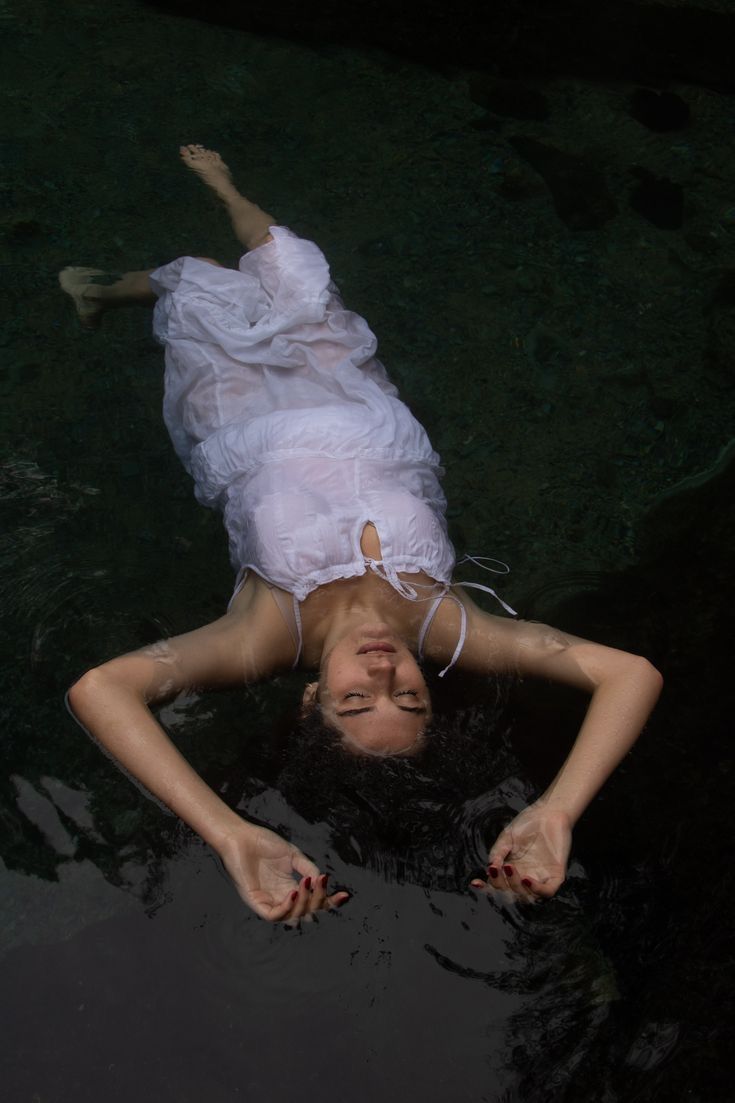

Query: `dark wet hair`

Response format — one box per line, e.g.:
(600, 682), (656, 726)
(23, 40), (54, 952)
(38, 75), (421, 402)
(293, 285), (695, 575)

(274, 665), (526, 886)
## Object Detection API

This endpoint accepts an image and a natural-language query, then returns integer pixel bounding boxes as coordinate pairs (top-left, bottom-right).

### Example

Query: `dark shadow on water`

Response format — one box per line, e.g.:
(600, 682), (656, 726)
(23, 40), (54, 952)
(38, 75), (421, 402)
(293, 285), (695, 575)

(513, 439), (735, 1101)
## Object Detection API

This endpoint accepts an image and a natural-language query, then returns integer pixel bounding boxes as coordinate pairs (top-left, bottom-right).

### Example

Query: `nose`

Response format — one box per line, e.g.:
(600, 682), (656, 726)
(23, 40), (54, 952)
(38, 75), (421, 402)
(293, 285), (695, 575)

(366, 656), (395, 677)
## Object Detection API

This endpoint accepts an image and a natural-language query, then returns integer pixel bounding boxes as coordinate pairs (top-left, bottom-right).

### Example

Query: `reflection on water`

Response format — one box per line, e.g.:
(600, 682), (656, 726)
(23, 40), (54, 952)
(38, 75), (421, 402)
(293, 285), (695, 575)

(0, 664), (651, 1101)
(1, 789), (617, 1102)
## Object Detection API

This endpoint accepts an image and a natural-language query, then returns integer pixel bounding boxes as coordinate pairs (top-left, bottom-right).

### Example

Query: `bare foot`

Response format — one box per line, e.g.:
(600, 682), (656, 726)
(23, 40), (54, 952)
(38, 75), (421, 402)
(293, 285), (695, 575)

(58, 267), (108, 329)
(179, 143), (275, 250)
(179, 144), (236, 201)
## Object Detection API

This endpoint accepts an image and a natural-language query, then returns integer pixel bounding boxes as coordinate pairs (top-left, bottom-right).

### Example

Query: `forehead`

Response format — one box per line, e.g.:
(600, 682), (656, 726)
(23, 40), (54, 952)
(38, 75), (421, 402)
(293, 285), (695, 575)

(331, 708), (427, 756)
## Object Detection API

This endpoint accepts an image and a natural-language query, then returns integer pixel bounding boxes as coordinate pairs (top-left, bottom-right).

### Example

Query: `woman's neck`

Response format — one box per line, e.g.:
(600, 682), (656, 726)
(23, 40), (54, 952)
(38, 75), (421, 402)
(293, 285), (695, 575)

(299, 572), (430, 667)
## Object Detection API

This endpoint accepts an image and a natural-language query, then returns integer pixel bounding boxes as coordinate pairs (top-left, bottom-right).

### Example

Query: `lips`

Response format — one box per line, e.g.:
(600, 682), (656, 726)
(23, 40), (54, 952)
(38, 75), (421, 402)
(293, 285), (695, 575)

(357, 642), (396, 654)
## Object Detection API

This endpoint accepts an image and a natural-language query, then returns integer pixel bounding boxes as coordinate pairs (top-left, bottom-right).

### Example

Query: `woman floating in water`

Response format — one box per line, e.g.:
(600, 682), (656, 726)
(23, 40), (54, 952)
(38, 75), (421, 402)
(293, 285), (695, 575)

(62, 146), (662, 923)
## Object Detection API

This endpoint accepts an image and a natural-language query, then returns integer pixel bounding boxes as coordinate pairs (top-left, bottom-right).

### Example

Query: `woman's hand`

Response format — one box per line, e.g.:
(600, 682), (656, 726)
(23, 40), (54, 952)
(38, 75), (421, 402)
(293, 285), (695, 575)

(470, 804), (572, 903)
(218, 823), (350, 922)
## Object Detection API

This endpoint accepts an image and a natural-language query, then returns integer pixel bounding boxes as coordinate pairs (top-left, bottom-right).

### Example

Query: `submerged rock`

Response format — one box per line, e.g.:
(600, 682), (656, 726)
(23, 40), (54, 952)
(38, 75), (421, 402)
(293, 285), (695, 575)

(148, 1), (735, 95)
(705, 311), (735, 378)
(628, 167), (684, 229)
(630, 88), (690, 132)
(707, 270), (735, 311)
(509, 136), (617, 231)
(703, 271), (735, 377)
(638, 437), (735, 558)
(469, 75), (550, 121)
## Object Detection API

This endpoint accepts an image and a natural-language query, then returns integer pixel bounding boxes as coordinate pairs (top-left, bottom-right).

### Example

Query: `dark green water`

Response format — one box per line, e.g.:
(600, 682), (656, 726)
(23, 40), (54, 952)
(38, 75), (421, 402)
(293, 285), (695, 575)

(2, 0), (735, 1099)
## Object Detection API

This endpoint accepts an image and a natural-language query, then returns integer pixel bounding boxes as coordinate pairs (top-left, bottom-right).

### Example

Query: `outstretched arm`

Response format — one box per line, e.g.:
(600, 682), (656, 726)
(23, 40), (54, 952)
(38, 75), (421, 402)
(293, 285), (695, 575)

(68, 611), (348, 920)
(448, 599), (663, 901)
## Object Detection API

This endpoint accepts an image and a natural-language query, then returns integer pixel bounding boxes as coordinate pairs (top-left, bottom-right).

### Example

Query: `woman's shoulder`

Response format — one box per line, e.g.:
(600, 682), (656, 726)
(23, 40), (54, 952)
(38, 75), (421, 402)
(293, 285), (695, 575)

(225, 571), (301, 671)
(419, 583), (517, 672)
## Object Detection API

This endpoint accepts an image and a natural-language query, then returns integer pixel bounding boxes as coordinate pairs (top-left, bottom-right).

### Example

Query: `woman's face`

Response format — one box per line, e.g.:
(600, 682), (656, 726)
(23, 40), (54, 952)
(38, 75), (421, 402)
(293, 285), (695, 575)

(306, 623), (431, 756)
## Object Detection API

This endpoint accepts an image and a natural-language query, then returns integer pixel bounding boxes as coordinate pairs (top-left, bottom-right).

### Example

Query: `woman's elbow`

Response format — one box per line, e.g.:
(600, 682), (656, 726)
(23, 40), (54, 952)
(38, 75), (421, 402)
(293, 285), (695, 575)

(629, 654), (664, 699)
(67, 666), (110, 715)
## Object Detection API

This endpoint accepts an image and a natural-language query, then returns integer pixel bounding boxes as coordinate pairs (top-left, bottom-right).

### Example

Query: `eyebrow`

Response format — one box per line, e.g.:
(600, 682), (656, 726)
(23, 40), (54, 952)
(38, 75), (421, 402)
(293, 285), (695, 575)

(335, 706), (428, 718)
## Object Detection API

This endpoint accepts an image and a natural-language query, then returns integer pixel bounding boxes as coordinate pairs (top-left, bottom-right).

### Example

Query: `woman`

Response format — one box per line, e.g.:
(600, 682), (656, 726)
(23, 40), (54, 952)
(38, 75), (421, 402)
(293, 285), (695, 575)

(62, 145), (663, 923)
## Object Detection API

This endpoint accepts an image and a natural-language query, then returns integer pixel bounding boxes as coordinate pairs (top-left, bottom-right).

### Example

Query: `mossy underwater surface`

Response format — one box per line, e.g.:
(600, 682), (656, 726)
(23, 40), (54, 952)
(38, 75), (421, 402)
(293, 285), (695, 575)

(2, 0), (735, 1099)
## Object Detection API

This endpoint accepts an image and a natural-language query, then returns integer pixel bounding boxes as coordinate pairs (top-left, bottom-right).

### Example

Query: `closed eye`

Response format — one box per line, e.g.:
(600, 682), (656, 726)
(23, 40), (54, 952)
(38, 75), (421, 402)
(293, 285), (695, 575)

(343, 690), (418, 701)
(336, 704), (428, 717)
(337, 690), (426, 717)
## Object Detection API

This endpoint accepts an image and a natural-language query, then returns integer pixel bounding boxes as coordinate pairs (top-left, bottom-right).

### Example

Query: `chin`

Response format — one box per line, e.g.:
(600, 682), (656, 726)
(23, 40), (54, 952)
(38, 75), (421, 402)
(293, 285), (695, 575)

(341, 733), (425, 758)
(353, 622), (398, 638)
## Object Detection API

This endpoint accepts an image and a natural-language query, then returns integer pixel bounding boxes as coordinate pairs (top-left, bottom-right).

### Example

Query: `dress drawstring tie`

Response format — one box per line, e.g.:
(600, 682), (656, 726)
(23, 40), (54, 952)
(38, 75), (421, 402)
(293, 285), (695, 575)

(364, 558), (421, 599)
(368, 554), (518, 678)
(231, 555), (518, 679)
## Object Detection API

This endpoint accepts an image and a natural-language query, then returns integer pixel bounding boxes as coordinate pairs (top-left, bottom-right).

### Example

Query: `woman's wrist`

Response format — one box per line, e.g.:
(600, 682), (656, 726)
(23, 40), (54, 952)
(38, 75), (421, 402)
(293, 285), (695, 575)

(213, 815), (261, 856)
(529, 795), (577, 827)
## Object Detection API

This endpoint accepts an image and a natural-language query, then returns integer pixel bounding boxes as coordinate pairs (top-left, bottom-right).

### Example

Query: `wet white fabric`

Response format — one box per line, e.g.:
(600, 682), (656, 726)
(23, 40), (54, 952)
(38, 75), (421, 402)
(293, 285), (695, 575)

(149, 226), (455, 602)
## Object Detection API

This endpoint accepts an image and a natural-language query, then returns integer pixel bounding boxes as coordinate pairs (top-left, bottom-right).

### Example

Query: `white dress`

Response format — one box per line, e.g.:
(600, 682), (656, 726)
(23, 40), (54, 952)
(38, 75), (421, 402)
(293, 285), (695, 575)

(148, 226), (455, 602)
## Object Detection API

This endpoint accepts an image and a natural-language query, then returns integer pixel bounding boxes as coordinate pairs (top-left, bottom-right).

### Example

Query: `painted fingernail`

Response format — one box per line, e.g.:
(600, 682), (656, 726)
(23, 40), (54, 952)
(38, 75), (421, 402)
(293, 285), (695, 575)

(304, 877), (312, 891)
(503, 865), (513, 877)
(336, 895), (349, 906)
(320, 874), (329, 888)
(488, 867), (499, 879)
(290, 890), (298, 902)
(521, 878), (533, 888)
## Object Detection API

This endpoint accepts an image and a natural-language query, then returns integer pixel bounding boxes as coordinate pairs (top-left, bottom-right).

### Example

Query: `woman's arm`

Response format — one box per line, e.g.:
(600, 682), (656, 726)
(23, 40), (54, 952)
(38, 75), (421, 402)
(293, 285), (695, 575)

(446, 599), (663, 899)
(68, 611), (348, 919)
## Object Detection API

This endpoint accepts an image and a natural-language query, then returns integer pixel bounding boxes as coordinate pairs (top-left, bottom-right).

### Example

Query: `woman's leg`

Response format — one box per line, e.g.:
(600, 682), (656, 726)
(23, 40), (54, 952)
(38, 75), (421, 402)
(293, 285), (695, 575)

(59, 139), (270, 329)
(179, 144), (277, 251)
(58, 266), (157, 328)
(58, 258), (222, 328)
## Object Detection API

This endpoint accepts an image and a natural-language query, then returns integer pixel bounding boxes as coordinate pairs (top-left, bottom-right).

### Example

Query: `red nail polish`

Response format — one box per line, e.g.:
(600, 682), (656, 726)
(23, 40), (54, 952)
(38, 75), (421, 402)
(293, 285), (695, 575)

(336, 895), (349, 906)
(320, 874), (328, 888)
(290, 890), (298, 902)
(304, 877), (312, 891)
(488, 867), (499, 879)
(521, 878), (533, 888)
(503, 865), (513, 877)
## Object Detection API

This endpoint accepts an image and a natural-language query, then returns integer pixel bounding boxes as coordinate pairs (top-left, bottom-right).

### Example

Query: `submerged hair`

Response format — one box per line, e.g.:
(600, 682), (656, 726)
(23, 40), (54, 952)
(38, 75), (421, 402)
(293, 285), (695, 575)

(275, 667), (526, 887)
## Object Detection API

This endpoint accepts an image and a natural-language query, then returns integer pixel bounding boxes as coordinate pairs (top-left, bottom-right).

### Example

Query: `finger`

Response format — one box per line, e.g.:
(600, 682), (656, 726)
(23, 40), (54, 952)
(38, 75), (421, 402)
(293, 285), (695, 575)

(282, 896), (302, 927)
(471, 876), (520, 908)
(309, 872), (329, 912)
(506, 866), (555, 904)
(279, 882), (310, 926)
(514, 875), (541, 905)
(521, 873), (562, 900)
(487, 832), (513, 880)
(292, 851), (320, 881)
(483, 868), (516, 897)
(253, 891), (298, 923)
(327, 891), (350, 911)
(290, 876), (313, 920)
(485, 863), (503, 885)
(491, 859), (512, 892)
(486, 869), (535, 907)
(498, 861), (532, 898)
